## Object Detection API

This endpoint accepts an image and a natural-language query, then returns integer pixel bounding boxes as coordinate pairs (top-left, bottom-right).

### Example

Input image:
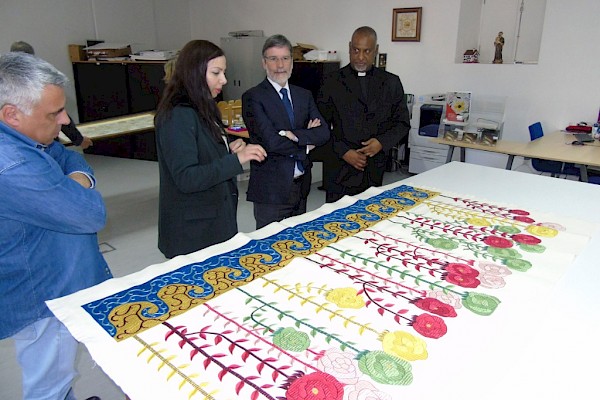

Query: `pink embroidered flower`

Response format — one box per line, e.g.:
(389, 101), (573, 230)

(475, 261), (512, 277)
(426, 290), (463, 309)
(413, 297), (457, 317)
(345, 380), (392, 400)
(412, 313), (447, 339)
(286, 372), (344, 400)
(477, 273), (507, 289)
(445, 262), (479, 277)
(445, 273), (480, 288)
(535, 222), (565, 231)
(511, 234), (542, 245)
(483, 236), (513, 248)
(513, 215), (535, 224)
(317, 348), (360, 384)
(508, 209), (530, 216)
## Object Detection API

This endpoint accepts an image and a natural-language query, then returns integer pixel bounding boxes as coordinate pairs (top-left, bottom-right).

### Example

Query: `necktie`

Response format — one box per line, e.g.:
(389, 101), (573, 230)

(280, 88), (303, 173)
(280, 88), (295, 126)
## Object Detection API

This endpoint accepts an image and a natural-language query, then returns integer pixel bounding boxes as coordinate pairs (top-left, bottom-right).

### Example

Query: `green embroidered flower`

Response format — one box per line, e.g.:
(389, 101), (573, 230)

(272, 327), (310, 352)
(357, 351), (413, 385)
(426, 238), (458, 250)
(486, 247), (522, 259)
(518, 244), (546, 254)
(494, 225), (521, 234)
(503, 258), (533, 272)
(462, 292), (501, 316)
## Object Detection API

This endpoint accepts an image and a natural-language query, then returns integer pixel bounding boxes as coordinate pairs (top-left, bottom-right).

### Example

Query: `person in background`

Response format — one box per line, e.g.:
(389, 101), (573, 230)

(163, 56), (177, 83)
(0, 51), (110, 400)
(9, 40), (94, 149)
(154, 40), (266, 258)
(242, 34), (329, 229)
(317, 26), (410, 203)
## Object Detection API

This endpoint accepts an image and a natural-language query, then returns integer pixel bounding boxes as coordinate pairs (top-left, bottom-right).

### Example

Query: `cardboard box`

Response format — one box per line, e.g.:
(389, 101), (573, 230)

(292, 43), (317, 61)
(68, 44), (87, 62)
(86, 45), (132, 60)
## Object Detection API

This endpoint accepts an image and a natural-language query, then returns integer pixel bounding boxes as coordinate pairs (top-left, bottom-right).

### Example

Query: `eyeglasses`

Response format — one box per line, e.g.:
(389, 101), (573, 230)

(263, 56), (292, 63)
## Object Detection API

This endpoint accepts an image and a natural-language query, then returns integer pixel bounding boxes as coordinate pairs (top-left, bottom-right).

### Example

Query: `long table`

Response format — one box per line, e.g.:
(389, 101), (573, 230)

(59, 112), (249, 144)
(47, 162), (600, 399)
(432, 130), (600, 181)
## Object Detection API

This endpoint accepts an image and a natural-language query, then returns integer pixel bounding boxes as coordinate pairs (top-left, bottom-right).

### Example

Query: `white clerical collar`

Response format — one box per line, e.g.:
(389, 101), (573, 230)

(358, 72), (366, 77)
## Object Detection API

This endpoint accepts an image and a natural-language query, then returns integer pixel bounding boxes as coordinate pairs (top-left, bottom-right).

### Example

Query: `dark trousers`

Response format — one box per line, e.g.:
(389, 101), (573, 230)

(254, 176), (307, 229)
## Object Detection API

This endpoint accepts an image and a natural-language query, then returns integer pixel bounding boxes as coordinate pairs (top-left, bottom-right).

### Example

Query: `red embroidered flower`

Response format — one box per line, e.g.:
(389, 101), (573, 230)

(286, 372), (344, 400)
(445, 263), (479, 277)
(508, 209), (530, 216)
(445, 273), (480, 288)
(412, 313), (447, 339)
(413, 297), (457, 317)
(511, 234), (542, 245)
(513, 215), (535, 224)
(483, 236), (513, 248)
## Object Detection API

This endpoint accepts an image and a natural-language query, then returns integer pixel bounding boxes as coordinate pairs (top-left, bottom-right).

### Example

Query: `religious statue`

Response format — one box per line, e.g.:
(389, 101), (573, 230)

(493, 31), (504, 64)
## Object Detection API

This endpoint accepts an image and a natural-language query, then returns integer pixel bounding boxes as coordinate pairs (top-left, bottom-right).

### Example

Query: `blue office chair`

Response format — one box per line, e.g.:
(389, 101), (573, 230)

(528, 122), (580, 177)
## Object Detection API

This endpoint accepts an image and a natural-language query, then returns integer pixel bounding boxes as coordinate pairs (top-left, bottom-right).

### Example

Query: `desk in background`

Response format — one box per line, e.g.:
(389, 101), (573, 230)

(60, 112), (157, 160)
(48, 162), (600, 400)
(60, 112), (250, 159)
(432, 130), (600, 182)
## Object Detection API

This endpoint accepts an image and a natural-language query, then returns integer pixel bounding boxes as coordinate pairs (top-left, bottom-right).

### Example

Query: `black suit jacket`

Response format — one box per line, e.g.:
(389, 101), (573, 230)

(242, 79), (329, 205)
(317, 65), (410, 194)
(155, 105), (243, 258)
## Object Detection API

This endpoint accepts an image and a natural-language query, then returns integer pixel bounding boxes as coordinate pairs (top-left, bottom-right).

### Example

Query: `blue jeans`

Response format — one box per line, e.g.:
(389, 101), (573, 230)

(13, 317), (78, 400)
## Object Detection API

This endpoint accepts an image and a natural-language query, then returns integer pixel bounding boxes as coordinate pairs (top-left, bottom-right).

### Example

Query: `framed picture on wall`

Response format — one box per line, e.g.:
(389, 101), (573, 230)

(392, 7), (422, 42)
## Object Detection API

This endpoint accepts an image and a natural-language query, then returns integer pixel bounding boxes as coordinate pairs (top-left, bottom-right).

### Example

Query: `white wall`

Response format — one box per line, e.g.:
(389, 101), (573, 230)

(1, 0), (598, 139)
(0, 0), (191, 122)
(190, 0), (600, 147)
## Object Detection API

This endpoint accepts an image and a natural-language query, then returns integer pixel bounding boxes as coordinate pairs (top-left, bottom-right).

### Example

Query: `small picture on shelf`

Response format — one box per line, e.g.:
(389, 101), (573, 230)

(445, 91), (471, 124)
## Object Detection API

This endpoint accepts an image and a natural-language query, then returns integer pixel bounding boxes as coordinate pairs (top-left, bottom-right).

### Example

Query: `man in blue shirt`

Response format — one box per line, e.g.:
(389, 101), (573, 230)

(0, 52), (111, 399)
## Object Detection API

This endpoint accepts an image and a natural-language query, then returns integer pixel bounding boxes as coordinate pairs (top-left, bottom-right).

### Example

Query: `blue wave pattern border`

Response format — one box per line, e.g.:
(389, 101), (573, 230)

(83, 185), (432, 337)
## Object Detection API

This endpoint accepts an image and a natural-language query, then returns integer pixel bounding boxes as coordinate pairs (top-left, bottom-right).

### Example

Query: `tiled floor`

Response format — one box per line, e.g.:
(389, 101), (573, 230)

(0, 154), (412, 400)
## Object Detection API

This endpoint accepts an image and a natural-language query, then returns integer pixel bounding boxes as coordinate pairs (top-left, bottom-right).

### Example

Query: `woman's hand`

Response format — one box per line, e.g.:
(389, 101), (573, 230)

(237, 143), (267, 164)
(228, 138), (246, 154)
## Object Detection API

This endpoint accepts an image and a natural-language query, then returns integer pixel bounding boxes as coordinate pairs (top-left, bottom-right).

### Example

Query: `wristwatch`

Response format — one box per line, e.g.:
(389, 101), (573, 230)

(278, 130), (287, 137)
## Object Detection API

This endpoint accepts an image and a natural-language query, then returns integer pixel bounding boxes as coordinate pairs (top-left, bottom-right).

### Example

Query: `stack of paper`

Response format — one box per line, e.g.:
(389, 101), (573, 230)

(130, 50), (178, 61)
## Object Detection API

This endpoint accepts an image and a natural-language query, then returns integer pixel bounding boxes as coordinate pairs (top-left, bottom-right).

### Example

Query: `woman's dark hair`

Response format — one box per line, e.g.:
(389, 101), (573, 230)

(155, 40), (225, 141)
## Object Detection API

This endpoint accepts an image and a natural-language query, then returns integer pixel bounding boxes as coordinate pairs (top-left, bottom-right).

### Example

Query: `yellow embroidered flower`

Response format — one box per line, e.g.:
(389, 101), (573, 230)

(525, 225), (558, 238)
(380, 330), (428, 361)
(326, 288), (365, 309)
(466, 217), (491, 226)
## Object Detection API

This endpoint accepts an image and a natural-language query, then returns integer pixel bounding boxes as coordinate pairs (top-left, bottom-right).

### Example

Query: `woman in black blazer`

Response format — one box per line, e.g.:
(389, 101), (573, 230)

(154, 40), (266, 258)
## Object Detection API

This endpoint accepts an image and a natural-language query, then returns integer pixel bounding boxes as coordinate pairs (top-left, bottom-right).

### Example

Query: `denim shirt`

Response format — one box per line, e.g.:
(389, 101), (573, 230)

(0, 122), (112, 339)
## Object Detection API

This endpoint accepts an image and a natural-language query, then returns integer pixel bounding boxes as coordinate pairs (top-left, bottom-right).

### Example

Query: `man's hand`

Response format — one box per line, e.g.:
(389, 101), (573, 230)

(342, 149), (368, 171)
(80, 136), (93, 150)
(307, 118), (321, 129)
(358, 138), (383, 158)
(68, 172), (92, 188)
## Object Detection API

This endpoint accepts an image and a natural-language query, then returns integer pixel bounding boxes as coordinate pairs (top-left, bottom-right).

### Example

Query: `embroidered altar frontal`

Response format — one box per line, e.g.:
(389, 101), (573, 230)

(48, 183), (595, 399)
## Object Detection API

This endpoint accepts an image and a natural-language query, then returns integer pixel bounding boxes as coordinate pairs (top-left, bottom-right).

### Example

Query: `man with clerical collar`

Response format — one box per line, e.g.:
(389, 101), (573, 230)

(317, 26), (411, 203)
